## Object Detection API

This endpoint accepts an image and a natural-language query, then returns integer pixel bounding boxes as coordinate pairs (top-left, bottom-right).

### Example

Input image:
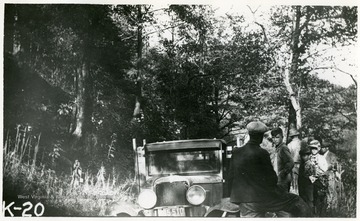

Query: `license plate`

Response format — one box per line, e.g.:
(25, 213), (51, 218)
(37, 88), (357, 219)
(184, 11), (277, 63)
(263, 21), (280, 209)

(157, 207), (186, 216)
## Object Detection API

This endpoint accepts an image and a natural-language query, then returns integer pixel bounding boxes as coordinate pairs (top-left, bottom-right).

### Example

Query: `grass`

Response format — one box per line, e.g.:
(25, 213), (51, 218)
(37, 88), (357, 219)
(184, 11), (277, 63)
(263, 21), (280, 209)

(3, 132), (137, 216)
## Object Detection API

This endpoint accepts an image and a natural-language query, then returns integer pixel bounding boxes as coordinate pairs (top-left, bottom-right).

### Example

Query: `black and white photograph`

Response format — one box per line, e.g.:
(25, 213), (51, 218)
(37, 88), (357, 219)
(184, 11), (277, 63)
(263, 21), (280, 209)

(1, 1), (358, 218)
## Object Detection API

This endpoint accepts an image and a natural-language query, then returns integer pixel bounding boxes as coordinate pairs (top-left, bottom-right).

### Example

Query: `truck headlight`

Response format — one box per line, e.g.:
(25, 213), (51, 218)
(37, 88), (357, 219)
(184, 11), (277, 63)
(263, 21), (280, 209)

(186, 185), (206, 205)
(138, 189), (157, 209)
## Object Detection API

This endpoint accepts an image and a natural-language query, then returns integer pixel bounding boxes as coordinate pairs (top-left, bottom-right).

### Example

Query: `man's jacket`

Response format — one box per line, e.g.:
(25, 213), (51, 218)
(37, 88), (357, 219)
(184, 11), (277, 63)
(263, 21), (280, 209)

(228, 140), (282, 203)
(275, 143), (294, 182)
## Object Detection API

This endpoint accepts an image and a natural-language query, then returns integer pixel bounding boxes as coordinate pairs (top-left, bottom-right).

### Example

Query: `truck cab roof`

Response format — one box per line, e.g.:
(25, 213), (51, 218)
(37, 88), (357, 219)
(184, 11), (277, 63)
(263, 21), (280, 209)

(145, 139), (226, 152)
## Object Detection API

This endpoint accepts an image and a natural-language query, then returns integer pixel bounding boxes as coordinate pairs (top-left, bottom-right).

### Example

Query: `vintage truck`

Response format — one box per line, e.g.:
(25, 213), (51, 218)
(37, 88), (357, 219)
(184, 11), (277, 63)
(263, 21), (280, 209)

(106, 139), (240, 217)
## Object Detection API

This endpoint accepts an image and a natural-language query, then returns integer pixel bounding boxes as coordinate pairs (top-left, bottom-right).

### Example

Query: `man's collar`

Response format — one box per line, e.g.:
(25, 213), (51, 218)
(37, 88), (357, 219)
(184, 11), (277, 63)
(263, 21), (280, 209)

(323, 150), (329, 157)
(247, 139), (262, 146)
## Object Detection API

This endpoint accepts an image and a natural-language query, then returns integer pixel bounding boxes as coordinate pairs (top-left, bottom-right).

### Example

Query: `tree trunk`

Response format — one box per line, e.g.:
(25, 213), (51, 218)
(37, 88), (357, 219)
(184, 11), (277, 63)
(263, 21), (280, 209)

(285, 6), (302, 139)
(72, 62), (87, 141)
(284, 67), (301, 130)
(286, 100), (297, 142)
(133, 5), (143, 120)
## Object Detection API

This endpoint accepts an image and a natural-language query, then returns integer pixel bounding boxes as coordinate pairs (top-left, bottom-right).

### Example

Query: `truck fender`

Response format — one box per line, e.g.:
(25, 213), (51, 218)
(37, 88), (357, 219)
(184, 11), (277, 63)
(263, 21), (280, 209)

(204, 197), (240, 217)
(105, 201), (142, 217)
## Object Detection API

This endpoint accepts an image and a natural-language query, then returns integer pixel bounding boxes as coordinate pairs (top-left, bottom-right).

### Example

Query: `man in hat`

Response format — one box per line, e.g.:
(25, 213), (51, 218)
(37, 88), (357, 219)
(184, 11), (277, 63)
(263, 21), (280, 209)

(271, 127), (294, 192)
(287, 128), (302, 194)
(228, 121), (312, 217)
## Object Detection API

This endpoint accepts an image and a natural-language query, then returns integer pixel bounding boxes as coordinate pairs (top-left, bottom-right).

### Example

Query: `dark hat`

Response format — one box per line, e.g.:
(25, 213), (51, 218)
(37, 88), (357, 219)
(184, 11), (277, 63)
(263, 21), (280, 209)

(322, 140), (330, 148)
(271, 127), (283, 137)
(299, 145), (311, 155)
(246, 121), (268, 135)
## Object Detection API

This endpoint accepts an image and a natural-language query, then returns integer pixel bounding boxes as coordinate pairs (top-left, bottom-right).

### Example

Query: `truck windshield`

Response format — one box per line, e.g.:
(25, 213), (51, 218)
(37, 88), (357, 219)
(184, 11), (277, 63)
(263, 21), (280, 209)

(147, 149), (220, 176)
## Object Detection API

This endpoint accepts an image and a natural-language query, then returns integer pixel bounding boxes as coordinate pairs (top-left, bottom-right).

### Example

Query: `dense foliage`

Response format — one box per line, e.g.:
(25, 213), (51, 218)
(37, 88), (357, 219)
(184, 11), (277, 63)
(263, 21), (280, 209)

(3, 4), (357, 204)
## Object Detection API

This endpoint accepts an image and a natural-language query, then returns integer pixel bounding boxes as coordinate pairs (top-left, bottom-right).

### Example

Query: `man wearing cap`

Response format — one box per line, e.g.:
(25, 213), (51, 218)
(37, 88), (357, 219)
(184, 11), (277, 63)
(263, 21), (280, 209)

(287, 128), (302, 194)
(228, 121), (312, 217)
(271, 127), (294, 192)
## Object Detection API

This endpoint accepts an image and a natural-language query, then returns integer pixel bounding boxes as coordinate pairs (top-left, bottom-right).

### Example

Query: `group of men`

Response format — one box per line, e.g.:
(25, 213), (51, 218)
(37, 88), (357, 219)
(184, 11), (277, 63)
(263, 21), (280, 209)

(228, 121), (341, 217)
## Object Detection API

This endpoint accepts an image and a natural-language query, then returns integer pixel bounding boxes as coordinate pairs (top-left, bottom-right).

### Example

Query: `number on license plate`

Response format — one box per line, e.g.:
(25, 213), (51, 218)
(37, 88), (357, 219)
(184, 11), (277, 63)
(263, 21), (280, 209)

(157, 207), (186, 216)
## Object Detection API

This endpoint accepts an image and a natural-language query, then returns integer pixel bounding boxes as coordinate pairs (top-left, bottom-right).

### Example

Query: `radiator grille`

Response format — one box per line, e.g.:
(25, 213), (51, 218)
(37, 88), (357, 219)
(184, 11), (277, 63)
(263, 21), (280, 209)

(155, 181), (188, 206)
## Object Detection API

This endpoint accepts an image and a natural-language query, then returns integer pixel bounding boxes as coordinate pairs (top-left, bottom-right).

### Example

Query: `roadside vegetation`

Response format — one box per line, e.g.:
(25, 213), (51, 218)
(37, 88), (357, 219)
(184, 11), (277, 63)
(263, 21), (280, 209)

(3, 132), (137, 216)
(3, 4), (357, 217)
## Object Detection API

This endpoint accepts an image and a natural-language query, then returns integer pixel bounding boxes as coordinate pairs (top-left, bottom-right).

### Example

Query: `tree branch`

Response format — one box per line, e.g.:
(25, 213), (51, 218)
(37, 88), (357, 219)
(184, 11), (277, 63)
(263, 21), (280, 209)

(302, 46), (334, 60)
(144, 22), (186, 37)
(246, 5), (268, 42)
(311, 66), (357, 88)
(220, 119), (237, 130)
(255, 22), (268, 42)
(120, 22), (187, 41)
(219, 109), (231, 122)
(334, 67), (357, 87)
(337, 110), (356, 124)
(246, 5), (260, 14)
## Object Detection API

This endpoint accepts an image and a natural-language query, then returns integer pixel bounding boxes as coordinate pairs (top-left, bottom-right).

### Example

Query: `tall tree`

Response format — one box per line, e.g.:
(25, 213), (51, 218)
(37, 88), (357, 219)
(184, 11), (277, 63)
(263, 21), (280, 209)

(269, 6), (357, 139)
(4, 4), (136, 157)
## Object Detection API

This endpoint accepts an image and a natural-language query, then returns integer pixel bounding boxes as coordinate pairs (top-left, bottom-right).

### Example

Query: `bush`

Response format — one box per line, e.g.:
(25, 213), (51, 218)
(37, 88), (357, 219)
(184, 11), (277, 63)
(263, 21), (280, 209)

(337, 159), (357, 217)
(3, 136), (135, 216)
